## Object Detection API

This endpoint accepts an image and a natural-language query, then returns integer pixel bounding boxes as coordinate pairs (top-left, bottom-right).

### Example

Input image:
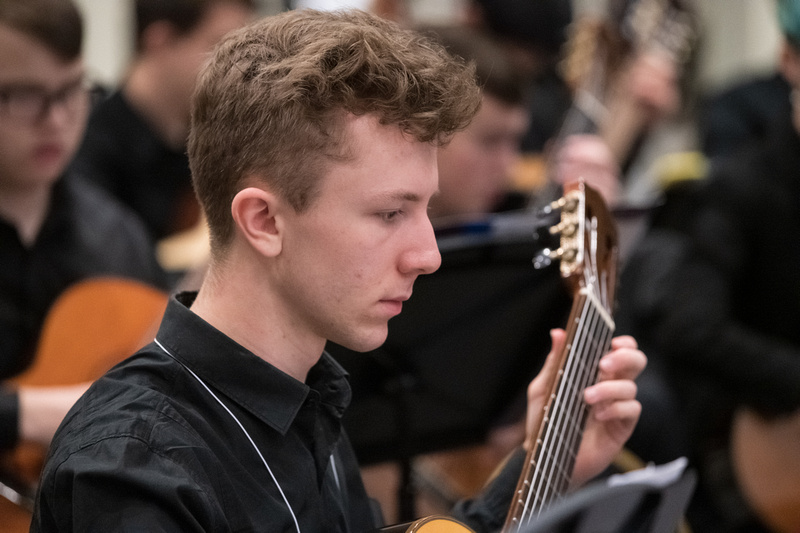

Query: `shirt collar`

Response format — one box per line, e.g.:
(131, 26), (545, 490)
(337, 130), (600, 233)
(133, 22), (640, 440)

(155, 291), (352, 435)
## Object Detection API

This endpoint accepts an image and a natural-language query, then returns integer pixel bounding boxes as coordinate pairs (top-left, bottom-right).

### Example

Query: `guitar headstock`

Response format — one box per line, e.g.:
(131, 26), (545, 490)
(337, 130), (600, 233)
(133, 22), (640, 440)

(622, 0), (696, 64)
(536, 181), (618, 307)
(561, 0), (697, 96)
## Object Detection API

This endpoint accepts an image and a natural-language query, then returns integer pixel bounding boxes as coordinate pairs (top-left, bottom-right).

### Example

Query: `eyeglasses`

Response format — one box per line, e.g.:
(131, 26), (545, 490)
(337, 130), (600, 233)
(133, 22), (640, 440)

(0, 79), (89, 123)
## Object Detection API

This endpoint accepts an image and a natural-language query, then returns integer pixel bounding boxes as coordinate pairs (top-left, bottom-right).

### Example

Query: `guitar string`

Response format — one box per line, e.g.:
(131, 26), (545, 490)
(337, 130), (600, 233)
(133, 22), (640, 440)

(527, 298), (599, 526)
(516, 220), (605, 528)
(525, 302), (610, 530)
(517, 291), (613, 531)
(559, 305), (612, 503)
(515, 294), (594, 528)
(549, 298), (600, 498)
(554, 307), (610, 513)
(538, 301), (595, 510)
(515, 297), (582, 528)
(561, 300), (609, 480)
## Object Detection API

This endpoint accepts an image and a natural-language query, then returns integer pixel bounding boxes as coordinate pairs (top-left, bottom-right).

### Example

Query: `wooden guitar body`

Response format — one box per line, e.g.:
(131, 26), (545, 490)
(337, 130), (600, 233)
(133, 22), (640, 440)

(10, 277), (167, 387)
(0, 277), (168, 531)
(380, 515), (475, 533)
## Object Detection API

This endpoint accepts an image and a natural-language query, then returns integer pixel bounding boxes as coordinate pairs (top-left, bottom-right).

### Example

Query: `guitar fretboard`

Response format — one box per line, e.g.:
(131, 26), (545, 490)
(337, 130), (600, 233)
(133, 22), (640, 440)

(506, 283), (615, 533)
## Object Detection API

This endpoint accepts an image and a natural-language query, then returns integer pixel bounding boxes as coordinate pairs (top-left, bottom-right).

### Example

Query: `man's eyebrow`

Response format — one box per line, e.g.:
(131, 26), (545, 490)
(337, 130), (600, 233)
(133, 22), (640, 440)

(370, 186), (439, 206)
(378, 190), (425, 203)
(0, 75), (85, 93)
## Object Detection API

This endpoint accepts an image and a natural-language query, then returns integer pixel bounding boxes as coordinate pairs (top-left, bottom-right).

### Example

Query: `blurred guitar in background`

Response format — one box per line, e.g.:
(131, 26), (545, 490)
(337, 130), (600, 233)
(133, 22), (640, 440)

(0, 277), (168, 532)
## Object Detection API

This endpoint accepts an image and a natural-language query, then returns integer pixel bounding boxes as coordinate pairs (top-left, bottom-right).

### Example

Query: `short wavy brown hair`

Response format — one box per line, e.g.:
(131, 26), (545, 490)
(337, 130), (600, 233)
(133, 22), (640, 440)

(0, 0), (82, 61)
(188, 8), (481, 258)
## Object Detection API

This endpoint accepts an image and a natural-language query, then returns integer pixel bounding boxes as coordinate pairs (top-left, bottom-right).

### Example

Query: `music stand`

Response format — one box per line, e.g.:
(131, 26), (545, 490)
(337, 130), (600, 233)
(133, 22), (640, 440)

(518, 458), (697, 533)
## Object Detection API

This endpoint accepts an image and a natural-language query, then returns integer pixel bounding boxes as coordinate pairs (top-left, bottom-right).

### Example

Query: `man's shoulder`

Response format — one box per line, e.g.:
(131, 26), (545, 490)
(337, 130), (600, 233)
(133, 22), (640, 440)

(35, 349), (230, 532)
(56, 176), (163, 262)
(59, 173), (141, 223)
(45, 350), (203, 467)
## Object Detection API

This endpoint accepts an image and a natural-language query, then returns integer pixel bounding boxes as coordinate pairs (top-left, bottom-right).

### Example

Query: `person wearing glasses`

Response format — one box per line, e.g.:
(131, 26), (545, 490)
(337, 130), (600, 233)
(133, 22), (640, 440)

(0, 0), (167, 462)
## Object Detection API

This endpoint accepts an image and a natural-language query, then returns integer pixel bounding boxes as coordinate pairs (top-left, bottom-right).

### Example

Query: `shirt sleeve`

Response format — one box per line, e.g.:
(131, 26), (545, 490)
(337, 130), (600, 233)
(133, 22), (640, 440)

(450, 446), (527, 533)
(31, 436), (222, 533)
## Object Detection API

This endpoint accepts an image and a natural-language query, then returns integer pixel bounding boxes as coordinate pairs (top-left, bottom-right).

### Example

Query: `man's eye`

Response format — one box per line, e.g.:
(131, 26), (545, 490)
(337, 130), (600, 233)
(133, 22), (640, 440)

(379, 210), (402, 222)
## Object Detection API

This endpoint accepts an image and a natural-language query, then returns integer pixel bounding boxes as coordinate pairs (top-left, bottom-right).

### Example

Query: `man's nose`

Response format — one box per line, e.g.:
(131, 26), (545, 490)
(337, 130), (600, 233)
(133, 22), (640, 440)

(401, 217), (441, 276)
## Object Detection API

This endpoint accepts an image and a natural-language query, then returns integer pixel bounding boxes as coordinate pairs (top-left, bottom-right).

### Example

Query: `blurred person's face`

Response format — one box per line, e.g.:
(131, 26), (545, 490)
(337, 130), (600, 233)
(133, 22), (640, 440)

(432, 94), (529, 219)
(156, 2), (254, 122)
(0, 23), (88, 191)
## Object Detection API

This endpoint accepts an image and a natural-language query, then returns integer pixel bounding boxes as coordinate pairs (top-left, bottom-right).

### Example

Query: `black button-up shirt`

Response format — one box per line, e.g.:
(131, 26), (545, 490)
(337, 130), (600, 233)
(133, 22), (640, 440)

(32, 292), (378, 532)
(32, 292), (526, 532)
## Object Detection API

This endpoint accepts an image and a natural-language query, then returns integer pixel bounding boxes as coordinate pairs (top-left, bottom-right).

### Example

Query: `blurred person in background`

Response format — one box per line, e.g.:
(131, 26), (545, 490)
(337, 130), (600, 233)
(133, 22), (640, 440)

(70, 0), (255, 275)
(0, 0), (167, 484)
(616, 0), (800, 531)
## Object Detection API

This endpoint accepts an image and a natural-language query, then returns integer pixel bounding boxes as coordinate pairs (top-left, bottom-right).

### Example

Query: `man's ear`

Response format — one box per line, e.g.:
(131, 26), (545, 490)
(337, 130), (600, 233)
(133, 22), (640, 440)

(231, 187), (283, 257)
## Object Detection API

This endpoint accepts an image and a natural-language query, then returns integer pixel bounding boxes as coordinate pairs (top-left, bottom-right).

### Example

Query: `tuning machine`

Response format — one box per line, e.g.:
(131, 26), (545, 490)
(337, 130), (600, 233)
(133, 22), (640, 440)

(533, 191), (583, 272)
(533, 246), (578, 270)
(541, 194), (579, 215)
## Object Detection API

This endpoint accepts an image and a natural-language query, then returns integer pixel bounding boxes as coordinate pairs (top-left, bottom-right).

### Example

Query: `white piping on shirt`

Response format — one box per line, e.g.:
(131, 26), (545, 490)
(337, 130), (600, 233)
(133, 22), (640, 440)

(154, 338), (302, 533)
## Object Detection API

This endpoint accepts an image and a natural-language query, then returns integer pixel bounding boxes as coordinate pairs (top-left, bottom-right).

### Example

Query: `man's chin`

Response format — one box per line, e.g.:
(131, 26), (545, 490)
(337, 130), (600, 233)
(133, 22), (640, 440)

(333, 329), (388, 353)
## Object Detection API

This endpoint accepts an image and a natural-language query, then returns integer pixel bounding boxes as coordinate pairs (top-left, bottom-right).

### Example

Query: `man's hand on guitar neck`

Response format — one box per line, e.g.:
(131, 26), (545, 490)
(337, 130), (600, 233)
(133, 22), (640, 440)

(524, 329), (646, 487)
(18, 384), (90, 446)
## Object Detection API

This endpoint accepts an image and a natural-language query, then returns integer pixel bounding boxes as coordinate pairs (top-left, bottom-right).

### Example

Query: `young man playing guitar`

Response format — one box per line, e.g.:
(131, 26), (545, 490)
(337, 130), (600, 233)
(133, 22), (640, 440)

(33, 9), (646, 532)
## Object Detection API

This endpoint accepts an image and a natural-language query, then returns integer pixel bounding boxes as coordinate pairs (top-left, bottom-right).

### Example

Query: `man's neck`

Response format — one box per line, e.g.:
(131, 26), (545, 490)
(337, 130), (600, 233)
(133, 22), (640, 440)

(189, 263), (326, 383)
(0, 180), (52, 246)
(123, 63), (189, 150)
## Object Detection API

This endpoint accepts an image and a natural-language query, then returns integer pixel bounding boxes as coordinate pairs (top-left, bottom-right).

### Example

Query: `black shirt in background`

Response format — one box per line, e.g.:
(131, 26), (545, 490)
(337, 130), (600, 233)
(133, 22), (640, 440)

(0, 175), (168, 448)
(70, 90), (196, 241)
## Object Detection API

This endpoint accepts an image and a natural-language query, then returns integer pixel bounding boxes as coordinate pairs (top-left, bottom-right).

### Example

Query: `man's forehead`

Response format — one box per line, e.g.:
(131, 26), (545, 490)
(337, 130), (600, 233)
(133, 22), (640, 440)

(0, 27), (85, 86)
(0, 64), (84, 91)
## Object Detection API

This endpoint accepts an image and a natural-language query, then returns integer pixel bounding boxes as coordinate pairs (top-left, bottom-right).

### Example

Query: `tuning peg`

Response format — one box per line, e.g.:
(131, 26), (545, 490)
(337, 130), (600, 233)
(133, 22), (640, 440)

(548, 195), (579, 214)
(549, 220), (577, 237)
(533, 246), (578, 270)
(533, 249), (553, 269)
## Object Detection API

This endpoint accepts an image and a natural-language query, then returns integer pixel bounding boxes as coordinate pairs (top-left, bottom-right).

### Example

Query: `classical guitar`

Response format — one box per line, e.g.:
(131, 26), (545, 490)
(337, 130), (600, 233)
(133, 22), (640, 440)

(0, 277), (169, 532)
(403, 2), (696, 520)
(558, 0), (695, 166)
(382, 181), (617, 533)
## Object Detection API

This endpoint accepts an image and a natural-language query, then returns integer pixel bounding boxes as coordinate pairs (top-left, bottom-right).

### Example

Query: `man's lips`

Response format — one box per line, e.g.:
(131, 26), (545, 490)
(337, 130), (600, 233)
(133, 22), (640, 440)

(379, 294), (411, 316)
(34, 143), (66, 165)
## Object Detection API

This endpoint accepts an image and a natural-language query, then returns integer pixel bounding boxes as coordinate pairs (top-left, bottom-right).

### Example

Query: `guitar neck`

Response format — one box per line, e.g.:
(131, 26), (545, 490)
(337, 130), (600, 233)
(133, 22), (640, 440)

(505, 182), (618, 532)
(503, 288), (614, 533)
